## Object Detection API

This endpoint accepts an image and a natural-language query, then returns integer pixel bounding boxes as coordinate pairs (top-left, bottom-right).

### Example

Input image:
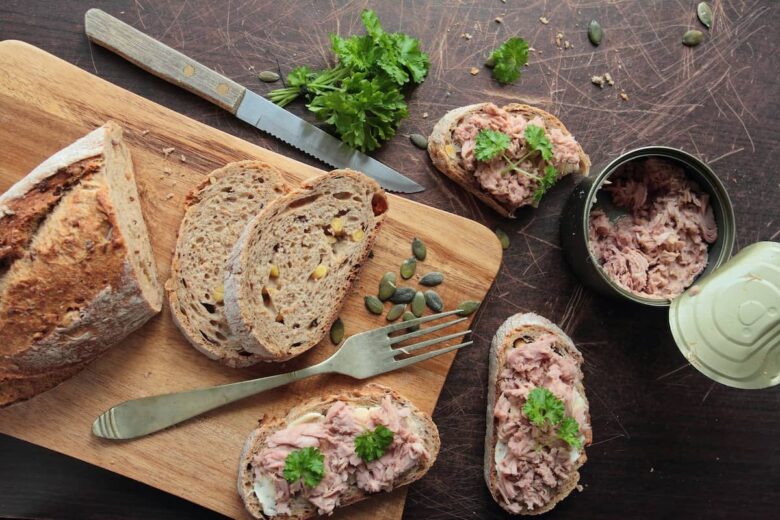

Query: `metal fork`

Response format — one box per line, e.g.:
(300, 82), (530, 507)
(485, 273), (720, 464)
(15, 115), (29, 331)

(93, 310), (471, 440)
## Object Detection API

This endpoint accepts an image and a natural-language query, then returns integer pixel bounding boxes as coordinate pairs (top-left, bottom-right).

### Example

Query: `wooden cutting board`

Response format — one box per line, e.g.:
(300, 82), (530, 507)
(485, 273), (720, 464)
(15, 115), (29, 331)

(0, 41), (500, 519)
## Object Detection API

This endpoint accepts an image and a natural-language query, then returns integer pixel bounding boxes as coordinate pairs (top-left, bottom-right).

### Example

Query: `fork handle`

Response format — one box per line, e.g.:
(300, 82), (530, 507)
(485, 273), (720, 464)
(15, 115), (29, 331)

(93, 362), (331, 440)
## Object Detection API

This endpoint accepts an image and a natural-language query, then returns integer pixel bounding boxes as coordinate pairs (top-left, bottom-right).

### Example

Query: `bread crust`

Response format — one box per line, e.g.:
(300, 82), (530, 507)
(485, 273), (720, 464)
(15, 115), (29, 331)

(428, 103), (591, 217)
(484, 313), (592, 515)
(166, 161), (290, 367)
(237, 383), (439, 520)
(0, 122), (162, 407)
(224, 170), (387, 361)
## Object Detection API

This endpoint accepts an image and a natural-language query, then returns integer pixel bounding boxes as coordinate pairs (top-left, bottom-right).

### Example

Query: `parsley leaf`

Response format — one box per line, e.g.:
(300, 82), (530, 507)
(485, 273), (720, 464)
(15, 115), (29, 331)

(354, 425), (394, 462)
(522, 387), (565, 428)
(557, 417), (583, 449)
(287, 66), (313, 89)
(283, 447), (325, 488)
(523, 124), (553, 162)
(308, 74), (408, 152)
(488, 37), (529, 85)
(533, 164), (559, 202)
(475, 129), (511, 162)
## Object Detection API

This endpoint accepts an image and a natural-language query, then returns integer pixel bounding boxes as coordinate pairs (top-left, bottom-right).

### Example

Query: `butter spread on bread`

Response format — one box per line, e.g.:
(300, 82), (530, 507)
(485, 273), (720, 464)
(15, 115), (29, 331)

(0, 122), (161, 406)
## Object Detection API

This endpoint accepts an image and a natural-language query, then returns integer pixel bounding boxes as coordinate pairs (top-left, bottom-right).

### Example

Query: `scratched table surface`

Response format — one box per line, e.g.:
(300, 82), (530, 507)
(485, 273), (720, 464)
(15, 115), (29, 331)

(1, 1), (778, 519)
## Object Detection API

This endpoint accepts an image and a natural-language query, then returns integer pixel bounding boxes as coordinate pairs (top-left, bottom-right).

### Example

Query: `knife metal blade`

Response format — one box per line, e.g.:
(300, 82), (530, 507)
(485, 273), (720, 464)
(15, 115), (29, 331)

(84, 8), (424, 193)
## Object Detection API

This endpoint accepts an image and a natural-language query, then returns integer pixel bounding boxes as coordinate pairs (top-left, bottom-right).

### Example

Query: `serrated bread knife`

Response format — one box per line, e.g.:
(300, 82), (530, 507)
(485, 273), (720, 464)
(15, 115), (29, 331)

(84, 9), (424, 193)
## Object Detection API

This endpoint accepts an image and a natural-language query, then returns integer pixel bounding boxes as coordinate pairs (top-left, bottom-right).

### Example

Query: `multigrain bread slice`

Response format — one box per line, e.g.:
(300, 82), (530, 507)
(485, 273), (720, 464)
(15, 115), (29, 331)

(485, 313), (592, 515)
(224, 170), (388, 361)
(238, 383), (440, 519)
(0, 122), (162, 406)
(166, 161), (290, 367)
(428, 103), (591, 217)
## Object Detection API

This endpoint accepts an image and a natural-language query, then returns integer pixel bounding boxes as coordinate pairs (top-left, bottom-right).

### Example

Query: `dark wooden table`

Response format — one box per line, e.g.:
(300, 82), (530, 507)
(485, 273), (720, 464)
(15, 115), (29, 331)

(1, 1), (778, 518)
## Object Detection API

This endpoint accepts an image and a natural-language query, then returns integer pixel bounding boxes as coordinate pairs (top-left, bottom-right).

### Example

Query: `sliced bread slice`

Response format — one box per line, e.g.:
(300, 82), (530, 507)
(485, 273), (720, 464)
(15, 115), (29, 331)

(224, 170), (388, 361)
(237, 383), (440, 519)
(0, 122), (162, 406)
(485, 313), (592, 514)
(428, 103), (591, 217)
(166, 161), (290, 367)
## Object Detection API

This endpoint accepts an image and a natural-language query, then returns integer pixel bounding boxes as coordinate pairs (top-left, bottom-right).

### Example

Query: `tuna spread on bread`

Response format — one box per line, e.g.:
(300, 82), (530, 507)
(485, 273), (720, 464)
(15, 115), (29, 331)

(493, 334), (589, 512)
(588, 157), (718, 299)
(252, 395), (429, 516)
(452, 103), (582, 209)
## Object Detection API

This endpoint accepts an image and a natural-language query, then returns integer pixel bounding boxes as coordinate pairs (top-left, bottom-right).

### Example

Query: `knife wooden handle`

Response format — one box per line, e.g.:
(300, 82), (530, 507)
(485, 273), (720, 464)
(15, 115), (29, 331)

(84, 8), (245, 112)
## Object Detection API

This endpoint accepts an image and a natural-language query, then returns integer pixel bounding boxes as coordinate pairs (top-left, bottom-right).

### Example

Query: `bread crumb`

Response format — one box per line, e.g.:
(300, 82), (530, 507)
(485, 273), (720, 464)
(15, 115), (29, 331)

(591, 75), (605, 88)
(445, 91), (451, 97)
(564, 40), (572, 49)
(555, 32), (564, 48)
(495, 17), (503, 24)
(165, 193), (174, 200)
(620, 92), (629, 101)
(539, 16), (549, 24)
(140, 129), (150, 136)
(163, 167), (172, 174)
(180, 154), (187, 163)
(162, 147), (175, 157)
(469, 67), (480, 75)
(604, 72), (614, 86)
(576, 484), (584, 492)
(462, 32), (473, 40)
(422, 112), (429, 118)
(650, 467), (654, 473)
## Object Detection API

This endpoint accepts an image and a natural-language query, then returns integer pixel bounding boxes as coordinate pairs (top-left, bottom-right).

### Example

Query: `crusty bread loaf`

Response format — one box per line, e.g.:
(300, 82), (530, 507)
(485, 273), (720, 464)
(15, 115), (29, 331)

(237, 383), (440, 519)
(224, 170), (388, 361)
(166, 161), (290, 367)
(428, 103), (591, 217)
(0, 122), (162, 406)
(485, 313), (592, 515)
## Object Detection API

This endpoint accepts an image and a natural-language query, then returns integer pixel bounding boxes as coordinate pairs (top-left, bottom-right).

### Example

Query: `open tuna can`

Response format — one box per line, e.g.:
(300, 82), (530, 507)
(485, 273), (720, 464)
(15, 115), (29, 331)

(561, 147), (780, 389)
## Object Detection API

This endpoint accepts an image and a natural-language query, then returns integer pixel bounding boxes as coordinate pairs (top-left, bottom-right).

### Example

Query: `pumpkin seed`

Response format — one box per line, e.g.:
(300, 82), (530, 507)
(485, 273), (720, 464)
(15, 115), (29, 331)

(410, 134), (428, 150)
(402, 311), (420, 331)
(587, 20), (603, 46)
(697, 2), (712, 29)
(380, 272), (397, 285)
(390, 287), (416, 304)
(456, 300), (481, 316)
(386, 303), (406, 322)
(258, 70), (280, 83)
(424, 290), (443, 312)
(378, 278), (397, 301)
(495, 228), (510, 250)
(419, 272), (444, 286)
(411, 238), (427, 261)
(411, 291), (425, 317)
(364, 295), (384, 315)
(682, 30), (703, 46)
(330, 318), (344, 344)
(400, 257), (417, 279)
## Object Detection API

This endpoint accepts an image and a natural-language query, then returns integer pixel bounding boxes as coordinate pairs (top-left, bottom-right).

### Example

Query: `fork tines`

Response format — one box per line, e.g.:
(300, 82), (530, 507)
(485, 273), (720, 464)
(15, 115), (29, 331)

(383, 310), (473, 365)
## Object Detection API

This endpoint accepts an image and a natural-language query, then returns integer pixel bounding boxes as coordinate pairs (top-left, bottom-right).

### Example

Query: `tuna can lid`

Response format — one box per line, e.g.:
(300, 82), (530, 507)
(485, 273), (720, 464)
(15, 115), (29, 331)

(669, 242), (780, 389)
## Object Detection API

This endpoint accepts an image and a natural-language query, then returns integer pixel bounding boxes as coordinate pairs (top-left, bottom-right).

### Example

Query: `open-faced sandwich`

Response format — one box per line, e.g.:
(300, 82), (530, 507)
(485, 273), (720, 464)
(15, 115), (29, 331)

(224, 170), (388, 362)
(428, 103), (590, 217)
(485, 313), (592, 514)
(238, 384), (439, 519)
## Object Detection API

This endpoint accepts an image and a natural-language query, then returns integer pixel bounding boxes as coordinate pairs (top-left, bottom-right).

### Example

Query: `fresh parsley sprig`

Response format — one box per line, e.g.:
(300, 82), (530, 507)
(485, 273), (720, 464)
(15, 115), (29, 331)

(354, 424), (394, 462)
(486, 37), (529, 85)
(283, 447), (325, 488)
(267, 10), (429, 152)
(522, 387), (583, 449)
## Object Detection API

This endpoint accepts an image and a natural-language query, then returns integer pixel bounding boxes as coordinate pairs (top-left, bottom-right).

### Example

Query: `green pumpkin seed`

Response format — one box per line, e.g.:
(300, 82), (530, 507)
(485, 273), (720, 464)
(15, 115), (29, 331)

(364, 295), (384, 315)
(329, 318), (344, 344)
(419, 272), (444, 286)
(378, 279), (397, 301)
(682, 30), (703, 46)
(411, 291), (425, 317)
(587, 20), (603, 46)
(402, 311), (420, 331)
(400, 257), (417, 279)
(386, 303), (406, 321)
(410, 134), (428, 150)
(456, 300), (481, 316)
(380, 272), (397, 285)
(258, 70), (280, 82)
(424, 290), (443, 312)
(390, 287), (416, 304)
(411, 238), (427, 261)
(697, 2), (712, 29)
(495, 228), (510, 250)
